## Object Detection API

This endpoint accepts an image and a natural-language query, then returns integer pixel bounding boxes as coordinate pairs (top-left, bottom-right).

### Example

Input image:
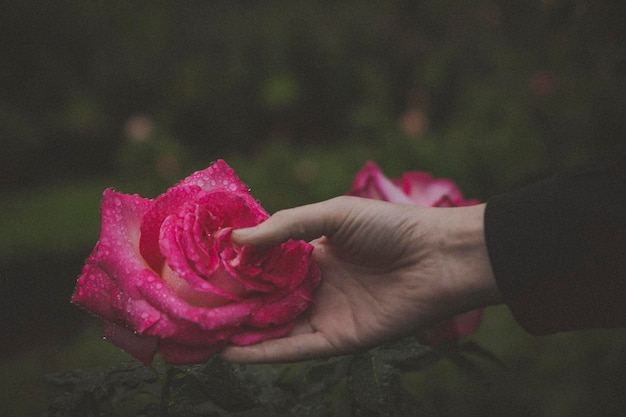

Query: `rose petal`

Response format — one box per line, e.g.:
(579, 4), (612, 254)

(72, 263), (119, 322)
(248, 276), (318, 327)
(158, 339), (226, 365)
(136, 269), (264, 330)
(193, 189), (268, 230)
(348, 162), (415, 204)
(144, 314), (238, 346)
(140, 185), (202, 271)
(159, 213), (235, 301)
(261, 241), (315, 291)
(399, 173), (463, 206)
(111, 293), (162, 334)
(416, 309), (483, 346)
(103, 322), (159, 365)
(222, 246), (277, 293)
(90, 189), (154, 299)
(178, 159), (249, 194)
(74, 255), (166, 350)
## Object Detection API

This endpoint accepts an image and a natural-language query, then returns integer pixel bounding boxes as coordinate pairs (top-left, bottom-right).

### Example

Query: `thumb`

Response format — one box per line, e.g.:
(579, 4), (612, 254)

(232, 197), (354, 247)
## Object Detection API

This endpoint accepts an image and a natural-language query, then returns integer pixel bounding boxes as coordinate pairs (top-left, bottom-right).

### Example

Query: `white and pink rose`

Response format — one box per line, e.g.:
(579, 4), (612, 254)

(72, 160), (320, 365)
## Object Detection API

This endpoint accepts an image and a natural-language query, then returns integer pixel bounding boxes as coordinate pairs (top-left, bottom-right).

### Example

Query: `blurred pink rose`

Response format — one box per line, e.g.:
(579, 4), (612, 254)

(348, 162), (482, 346)
(529, 70), (557, 97)
(72, 160), (320, 364)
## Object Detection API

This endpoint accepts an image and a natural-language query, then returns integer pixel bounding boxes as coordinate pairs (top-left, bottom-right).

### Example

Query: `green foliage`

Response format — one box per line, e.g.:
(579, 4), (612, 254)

(43, 338), (501, 417)
(0, 181), (104, 262)
(2, 0), (624, 188)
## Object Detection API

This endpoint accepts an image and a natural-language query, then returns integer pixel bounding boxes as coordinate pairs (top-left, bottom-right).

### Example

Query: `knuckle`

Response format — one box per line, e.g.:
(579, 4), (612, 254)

(270, 208), (307, 240)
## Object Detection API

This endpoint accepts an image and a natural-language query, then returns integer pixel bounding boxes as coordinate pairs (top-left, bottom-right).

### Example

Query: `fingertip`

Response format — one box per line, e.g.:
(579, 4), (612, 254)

(231, 227), (257, 244)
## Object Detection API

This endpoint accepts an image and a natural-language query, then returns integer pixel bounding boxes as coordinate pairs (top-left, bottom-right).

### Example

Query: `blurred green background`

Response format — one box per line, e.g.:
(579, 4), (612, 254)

(1, 0), (625, 416)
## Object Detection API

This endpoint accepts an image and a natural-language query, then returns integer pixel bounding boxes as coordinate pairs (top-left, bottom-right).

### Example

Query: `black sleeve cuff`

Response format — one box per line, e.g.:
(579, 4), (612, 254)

(484, 143), (626, 334)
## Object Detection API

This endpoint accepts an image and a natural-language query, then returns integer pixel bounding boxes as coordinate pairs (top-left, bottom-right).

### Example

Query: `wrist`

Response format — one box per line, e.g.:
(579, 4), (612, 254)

(433, 203), (502, 313)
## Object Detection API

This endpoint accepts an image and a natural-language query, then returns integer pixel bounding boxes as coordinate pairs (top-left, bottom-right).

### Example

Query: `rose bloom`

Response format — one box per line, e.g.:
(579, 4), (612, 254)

(72, 160), (320, 365)
(348, 162), (483, 346)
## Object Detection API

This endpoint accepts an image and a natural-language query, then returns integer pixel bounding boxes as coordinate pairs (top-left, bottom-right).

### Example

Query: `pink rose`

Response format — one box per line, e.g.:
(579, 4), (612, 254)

(72, 160), (320, 365)
(348, 162), (482, 346)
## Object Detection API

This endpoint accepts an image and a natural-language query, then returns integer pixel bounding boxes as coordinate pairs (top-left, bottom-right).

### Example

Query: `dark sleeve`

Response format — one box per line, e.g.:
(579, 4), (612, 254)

(484, 143), (626, 335)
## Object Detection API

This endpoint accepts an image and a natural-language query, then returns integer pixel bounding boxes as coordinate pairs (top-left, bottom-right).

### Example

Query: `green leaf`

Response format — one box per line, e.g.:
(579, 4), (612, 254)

(348, 353), (415, 417)
(287, 402), (333, 417)
(278, 356), (351, 401)
(373, 337), (442, 372)
(183, 357), (258, 412)
(43, 360), (161, 417)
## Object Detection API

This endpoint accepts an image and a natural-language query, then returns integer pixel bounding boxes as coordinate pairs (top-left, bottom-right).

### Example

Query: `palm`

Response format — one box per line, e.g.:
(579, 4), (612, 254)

(294, 232), (439, 355)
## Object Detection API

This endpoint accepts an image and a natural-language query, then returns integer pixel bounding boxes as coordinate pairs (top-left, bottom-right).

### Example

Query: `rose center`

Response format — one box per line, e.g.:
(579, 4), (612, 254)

(161, 262), (240, 308)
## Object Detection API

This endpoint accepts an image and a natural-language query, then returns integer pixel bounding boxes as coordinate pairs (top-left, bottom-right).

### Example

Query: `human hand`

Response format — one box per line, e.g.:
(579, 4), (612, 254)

(220, 196), (501, 363)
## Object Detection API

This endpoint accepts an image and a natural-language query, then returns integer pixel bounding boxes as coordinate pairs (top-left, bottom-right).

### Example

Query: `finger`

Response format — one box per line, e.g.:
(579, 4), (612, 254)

(232, 196), (356, 247)
(220, 332), (338, 364)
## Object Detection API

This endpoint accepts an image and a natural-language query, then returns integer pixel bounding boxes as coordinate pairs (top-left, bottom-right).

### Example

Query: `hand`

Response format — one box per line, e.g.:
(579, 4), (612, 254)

(220, 196), (500, 363)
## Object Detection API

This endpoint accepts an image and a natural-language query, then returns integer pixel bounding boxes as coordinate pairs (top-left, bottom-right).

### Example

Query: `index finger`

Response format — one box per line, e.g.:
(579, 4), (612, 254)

(231, 196), (357, 247)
